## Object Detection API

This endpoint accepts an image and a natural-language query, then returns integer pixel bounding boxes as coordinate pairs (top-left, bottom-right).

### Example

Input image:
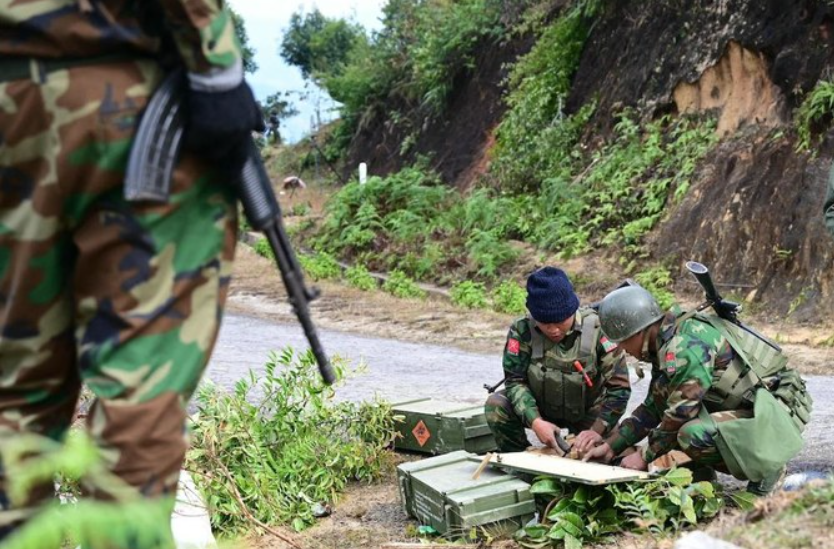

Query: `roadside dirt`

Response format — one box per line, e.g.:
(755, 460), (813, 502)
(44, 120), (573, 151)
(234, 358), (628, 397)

(228, 243), (834, 376)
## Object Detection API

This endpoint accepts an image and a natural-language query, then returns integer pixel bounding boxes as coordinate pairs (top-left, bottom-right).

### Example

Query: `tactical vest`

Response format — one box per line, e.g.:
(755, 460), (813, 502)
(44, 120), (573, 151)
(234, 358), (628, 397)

(526, 308), (601, 423)
(679, 312), (812, 430)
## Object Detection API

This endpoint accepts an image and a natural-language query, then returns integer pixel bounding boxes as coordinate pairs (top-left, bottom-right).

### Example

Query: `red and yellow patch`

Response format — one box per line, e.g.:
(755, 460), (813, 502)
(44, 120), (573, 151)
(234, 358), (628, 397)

(600, 336), (617, 353)
(507, 338), (520, 355)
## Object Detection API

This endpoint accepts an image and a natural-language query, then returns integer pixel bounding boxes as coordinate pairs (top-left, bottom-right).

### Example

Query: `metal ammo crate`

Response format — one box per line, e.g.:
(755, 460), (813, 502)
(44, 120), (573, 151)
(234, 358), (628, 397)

(393, 398), (498, 455)
(397, 450), (535, 537)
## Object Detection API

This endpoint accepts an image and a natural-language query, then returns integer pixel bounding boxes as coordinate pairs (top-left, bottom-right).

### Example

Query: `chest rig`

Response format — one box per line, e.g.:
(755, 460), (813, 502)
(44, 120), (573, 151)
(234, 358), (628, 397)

(526, 309), (601, 423)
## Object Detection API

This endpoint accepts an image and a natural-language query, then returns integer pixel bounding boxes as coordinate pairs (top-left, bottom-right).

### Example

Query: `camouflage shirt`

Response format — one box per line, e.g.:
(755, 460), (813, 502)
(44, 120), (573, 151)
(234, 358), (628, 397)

(503, 311), (631, 434)
(0, 0), (241, 73)
(605, 308), (737, 462)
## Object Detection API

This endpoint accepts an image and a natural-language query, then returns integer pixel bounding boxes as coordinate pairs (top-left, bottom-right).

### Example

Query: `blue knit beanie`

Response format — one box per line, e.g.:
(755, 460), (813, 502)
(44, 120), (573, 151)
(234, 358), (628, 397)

(526, 267), (579, 323)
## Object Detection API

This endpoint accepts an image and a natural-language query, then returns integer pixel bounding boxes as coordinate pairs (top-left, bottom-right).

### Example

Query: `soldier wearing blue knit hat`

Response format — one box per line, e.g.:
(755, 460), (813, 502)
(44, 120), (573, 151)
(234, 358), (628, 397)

(485, 267), (632, 454)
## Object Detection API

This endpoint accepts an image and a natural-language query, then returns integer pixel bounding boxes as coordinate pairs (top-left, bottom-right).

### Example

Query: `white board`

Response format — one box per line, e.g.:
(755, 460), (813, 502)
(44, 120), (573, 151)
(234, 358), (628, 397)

(489, 451), (653, 485)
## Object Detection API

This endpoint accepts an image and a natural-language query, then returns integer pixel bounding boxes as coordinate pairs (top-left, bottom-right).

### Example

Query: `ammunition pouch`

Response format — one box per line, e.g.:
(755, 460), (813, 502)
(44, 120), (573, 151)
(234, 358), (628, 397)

(703, 388), (804, 481)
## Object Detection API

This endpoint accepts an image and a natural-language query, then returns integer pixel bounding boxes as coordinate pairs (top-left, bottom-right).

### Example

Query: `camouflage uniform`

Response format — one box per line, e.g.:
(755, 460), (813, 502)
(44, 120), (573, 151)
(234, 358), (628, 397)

(0, 0), (241, 537)
(485, 310), (631, 452)
(604, 308), (750, 469)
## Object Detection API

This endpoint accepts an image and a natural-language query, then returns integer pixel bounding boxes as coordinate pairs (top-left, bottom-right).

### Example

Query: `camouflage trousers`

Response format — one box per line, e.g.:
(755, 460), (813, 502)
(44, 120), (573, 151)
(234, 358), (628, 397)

(676, 408), (753, 472)
(485, 391), (598, 452)
(0, 59), (236, 536)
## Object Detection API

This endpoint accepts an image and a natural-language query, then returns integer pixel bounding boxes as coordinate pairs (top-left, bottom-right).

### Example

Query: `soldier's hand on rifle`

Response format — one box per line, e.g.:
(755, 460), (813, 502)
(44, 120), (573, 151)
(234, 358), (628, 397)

(185, 63), (265, 176)
(573, 430), (603, 454)
(531, 417), (561, 449)
(581, 441), (614, 463)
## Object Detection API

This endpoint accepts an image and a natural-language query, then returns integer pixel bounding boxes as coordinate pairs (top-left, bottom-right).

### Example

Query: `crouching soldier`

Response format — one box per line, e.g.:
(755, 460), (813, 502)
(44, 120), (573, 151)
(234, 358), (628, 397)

(485, 267), (631, 453)
(581, 286), (813, 496)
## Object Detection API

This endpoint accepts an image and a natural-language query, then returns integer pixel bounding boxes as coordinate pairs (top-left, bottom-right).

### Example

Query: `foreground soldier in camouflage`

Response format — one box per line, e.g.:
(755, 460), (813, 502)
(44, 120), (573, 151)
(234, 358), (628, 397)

(0, 0), (262, 541)
(485, 267), (631, 452)
(582, 287), (812, 496)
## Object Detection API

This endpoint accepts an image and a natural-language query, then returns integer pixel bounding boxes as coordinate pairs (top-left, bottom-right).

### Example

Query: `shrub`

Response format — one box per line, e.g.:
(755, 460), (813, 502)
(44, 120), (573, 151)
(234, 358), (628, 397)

(345, 264), (378, 291)
(253, 237), (273, 260)
(491, 280), (527, 315)
(796, 79), (834, 153)
(633, 266), (676, 310)
(299, 252), (342, 281)
(450, 280), (489, 309)
(382, 270), (427, 299)
(188, 348), (397, 535)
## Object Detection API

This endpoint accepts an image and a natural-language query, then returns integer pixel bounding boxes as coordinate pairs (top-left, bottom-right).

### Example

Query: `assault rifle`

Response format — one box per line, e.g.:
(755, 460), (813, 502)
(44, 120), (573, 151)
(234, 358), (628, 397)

(125, 71), (335, 385)
(685, 261), (781, 352)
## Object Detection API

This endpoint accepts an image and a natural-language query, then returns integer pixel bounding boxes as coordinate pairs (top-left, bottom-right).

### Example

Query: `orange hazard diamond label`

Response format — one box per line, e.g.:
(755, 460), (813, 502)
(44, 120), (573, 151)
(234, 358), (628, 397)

(412, 420), (431, 447)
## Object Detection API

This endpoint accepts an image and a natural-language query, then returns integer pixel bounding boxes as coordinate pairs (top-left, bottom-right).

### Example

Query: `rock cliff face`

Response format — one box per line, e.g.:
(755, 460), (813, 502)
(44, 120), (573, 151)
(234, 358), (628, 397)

(565, 0), (834, 317)
(349, 0), (834, 317)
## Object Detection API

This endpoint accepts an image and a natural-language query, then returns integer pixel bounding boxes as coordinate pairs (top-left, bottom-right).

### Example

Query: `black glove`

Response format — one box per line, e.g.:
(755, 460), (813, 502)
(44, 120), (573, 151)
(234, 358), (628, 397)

(185, 79), (265, 177)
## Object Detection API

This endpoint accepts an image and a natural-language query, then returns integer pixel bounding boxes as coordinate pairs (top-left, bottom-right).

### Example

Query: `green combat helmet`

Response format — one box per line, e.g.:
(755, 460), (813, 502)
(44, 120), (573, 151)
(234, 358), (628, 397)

(598, 286), (663, 342)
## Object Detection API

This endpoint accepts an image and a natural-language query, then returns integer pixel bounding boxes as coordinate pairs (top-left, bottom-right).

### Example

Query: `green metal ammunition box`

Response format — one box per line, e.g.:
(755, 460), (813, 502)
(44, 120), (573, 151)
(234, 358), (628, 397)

(393, 398), (498, 455)
(397, 450), (535, 537)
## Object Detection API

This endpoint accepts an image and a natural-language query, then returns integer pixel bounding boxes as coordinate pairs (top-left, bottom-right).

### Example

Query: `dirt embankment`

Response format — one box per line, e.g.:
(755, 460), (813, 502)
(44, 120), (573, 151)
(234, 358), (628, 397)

(566, 0), (834, 319)
(344, 32), (534, 188)
(347, 0), (834, 319)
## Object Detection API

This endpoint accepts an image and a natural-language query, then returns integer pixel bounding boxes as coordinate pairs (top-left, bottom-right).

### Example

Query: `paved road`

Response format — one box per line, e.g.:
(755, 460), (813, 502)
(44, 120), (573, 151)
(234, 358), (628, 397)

(207, 313), (834, 473)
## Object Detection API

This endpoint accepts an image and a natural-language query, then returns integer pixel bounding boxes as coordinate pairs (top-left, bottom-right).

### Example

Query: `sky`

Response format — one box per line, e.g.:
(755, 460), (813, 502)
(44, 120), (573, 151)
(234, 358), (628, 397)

(229, 0), (388, 143)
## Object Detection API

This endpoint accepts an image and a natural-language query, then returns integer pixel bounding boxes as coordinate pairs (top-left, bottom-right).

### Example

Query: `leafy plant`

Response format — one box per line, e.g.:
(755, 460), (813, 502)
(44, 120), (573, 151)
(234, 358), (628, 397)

(187, 348), (397, 535)
(382, 270), (427, 299)
(796, 79), (834, 153)
(517, 468), (725, 548)
(290, 202), (312, 217)
(0, 432), (174, 549)
(491, 280), (527, 315)
(253, 237), (273, 260)
(299, 252), (342, 281)
(345, 264), (378, 291)
(450, 280), (489, 309)
(633, 265), (676, 310)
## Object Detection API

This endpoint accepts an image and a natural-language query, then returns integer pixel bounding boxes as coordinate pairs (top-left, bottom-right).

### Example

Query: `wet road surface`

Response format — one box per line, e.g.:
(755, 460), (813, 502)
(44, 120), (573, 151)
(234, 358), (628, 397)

(207, 313), (834, 472)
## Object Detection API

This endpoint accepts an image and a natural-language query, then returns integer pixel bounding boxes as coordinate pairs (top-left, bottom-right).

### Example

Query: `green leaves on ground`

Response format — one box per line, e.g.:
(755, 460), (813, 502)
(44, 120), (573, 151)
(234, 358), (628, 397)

(0, 432), (175, 549)
(187, 348), (397, 536)
(517, 468), (726, 548)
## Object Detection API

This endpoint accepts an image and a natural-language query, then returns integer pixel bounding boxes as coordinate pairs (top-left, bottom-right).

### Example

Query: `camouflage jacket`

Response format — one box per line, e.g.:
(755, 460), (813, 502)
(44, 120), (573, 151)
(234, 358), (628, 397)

(503, 312), (631, 435)
(0, 0), (241, 74)
(825, 162), (834, 238)
(605, 308), (737, 462)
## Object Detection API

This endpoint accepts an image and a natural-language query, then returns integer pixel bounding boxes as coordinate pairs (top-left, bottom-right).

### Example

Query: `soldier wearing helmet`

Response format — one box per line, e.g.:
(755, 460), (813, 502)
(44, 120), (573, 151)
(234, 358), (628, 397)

(484, 267), (631, 453)
(582, 286), (812, 496)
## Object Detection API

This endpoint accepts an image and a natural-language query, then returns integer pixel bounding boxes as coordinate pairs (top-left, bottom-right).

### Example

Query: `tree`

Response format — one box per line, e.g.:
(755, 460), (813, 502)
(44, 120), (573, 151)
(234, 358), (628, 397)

(229, 6), (258, 74)
(280, 8), (367, 82)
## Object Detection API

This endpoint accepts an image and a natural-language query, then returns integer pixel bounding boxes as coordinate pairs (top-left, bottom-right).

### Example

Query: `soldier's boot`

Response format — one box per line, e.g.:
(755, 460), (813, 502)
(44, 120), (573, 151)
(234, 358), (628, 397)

(746, 466), (787, 497)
